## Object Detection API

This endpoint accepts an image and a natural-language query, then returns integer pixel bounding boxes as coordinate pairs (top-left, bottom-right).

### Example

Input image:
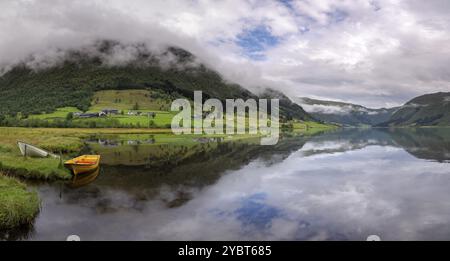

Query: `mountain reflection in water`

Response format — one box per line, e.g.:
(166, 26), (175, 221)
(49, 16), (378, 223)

(9, 128), (450, 240)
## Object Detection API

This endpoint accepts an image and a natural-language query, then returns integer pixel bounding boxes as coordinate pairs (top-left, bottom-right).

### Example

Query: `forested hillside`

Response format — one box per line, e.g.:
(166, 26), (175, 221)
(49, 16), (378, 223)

(0, 41), (310, 122)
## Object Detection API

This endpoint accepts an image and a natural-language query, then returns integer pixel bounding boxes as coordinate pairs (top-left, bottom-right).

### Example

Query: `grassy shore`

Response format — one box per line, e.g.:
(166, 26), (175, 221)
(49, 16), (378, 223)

(0, 127), (174, 180)
(0, 174), (40, 230)
(0, 122), (336, 180)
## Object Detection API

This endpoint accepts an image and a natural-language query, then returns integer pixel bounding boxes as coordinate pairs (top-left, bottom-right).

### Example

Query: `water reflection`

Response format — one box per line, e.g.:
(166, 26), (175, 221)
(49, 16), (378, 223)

(384, 128), (450, 162)
(18, 128), (450, 240)
(68, 167), (100, 189)
(302, 128), (450, 162)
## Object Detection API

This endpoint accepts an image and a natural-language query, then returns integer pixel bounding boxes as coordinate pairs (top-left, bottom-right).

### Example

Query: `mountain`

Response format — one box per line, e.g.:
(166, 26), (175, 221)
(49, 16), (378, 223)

(0, 40), (310, 121)
(260, 89), (311, 121)
(379, 92), (450, 127)
(295, 97), (398, 126)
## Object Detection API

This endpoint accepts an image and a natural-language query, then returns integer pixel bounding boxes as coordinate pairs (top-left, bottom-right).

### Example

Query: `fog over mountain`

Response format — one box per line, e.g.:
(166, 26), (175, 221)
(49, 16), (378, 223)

(1, 0), (450, 107)
(296, 97), (398, 126)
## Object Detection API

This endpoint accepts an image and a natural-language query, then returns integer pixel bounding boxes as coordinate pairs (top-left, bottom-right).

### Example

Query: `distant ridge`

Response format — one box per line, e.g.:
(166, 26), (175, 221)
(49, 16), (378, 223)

(295, 97), (398, 126)
(378, 92), (450, 127)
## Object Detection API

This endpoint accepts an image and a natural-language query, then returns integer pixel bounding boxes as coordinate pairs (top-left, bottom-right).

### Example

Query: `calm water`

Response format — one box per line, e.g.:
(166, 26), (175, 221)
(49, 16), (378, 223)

(11, 128), (450, 240)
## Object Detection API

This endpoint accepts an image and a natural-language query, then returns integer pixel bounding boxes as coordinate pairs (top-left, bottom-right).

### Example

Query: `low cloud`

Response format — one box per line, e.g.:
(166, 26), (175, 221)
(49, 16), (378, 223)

(300, 104), (354, 115)
(8, 40), (204, 74)
(0, 0), (449, 107)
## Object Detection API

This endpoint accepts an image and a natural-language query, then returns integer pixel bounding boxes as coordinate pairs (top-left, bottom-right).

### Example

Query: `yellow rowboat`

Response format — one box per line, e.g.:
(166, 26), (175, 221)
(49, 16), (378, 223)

(64, 155), (101, 175)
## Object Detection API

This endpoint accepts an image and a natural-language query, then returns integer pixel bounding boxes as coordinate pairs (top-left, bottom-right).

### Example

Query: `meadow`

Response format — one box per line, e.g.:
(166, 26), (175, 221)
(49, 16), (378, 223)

(26, 90), (176, 128)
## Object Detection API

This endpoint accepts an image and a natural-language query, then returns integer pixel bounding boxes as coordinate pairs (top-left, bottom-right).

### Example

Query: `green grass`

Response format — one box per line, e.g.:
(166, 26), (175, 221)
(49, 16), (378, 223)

(0, 128), (91, 180)
(0, 174), (40, 230)
(0, 127), (85, 153)
(61, 111), (175, 128)
(293, 121), (338, 130)
(0, 154), (70, 180)
(29, 107), (81, 120)
(71, 111), (260, 129)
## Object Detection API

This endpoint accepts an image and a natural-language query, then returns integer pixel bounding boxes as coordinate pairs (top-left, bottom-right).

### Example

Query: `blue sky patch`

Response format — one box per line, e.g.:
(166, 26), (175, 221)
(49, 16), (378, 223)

(278, 0), (295, 11)
(326, 9), (348, 23)
(236, 25), (280, 60)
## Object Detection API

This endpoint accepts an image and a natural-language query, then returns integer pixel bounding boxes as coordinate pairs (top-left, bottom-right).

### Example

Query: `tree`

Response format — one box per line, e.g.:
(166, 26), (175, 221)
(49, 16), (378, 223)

(66, 112), (73, 121)
(133, 102), (139, 110)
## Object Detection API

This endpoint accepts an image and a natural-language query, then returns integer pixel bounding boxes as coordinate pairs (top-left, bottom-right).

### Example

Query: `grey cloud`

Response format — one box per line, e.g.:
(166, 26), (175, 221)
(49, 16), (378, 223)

(0, 0), (449, 107)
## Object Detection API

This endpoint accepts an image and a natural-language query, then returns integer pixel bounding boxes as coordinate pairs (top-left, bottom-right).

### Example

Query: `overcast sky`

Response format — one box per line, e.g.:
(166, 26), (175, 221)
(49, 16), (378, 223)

(1, 0), (449, 108)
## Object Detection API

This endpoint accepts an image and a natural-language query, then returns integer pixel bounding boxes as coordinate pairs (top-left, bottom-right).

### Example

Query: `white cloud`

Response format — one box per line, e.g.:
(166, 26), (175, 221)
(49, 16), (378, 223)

(30, 139), (450, 240)
(300, 103), (353, 115)
(0, 0), (449, 107)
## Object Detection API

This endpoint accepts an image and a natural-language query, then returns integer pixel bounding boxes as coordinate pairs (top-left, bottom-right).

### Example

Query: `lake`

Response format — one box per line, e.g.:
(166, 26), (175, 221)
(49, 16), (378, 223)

(10, 128), (450, 240)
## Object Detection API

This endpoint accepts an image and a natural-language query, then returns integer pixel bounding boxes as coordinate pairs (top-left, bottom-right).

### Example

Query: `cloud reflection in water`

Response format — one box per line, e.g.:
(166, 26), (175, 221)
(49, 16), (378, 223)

(28, 129), (450, 240)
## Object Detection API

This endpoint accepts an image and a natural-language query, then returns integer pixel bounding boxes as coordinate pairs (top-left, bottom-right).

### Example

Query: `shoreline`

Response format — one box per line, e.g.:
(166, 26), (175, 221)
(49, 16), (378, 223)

(0, 123), (335, 181)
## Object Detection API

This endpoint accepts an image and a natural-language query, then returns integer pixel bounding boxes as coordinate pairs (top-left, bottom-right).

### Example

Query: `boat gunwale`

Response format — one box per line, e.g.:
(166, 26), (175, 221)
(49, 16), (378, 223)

(64, 155), (101, 166)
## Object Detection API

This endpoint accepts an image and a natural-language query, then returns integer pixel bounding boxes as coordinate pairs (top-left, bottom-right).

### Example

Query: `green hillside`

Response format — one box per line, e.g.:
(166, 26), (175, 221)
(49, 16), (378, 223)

(0, 41), (311, 126)
(25, 89), (175, 128)
(379, 92), (450, 126)
(259, 88), (312, 121)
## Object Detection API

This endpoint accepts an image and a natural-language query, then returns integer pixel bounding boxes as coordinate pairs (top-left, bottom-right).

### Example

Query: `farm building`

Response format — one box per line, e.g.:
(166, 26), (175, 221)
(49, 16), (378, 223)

(78, 113), (100, 118)
(102, 109), (120, 114)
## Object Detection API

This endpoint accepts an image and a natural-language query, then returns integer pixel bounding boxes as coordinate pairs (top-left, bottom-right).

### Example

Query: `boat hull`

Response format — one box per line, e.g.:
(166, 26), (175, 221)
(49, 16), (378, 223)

(64, 155), (101, 175)
(17, 141), (49, 158)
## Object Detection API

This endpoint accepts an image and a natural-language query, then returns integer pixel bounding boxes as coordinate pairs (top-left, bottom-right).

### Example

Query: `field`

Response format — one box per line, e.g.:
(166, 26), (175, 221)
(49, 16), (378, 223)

(29, 107), (81, 120)
(77, 111), (176, 127)
(293, 120), (337, 130)
(24, 89), (337, 130)
(89, 89), (172, 111)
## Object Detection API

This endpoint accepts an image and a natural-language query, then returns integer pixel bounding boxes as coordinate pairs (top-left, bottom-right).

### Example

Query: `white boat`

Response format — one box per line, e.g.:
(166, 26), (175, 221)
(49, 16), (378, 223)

(17, 141), (59, 158)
